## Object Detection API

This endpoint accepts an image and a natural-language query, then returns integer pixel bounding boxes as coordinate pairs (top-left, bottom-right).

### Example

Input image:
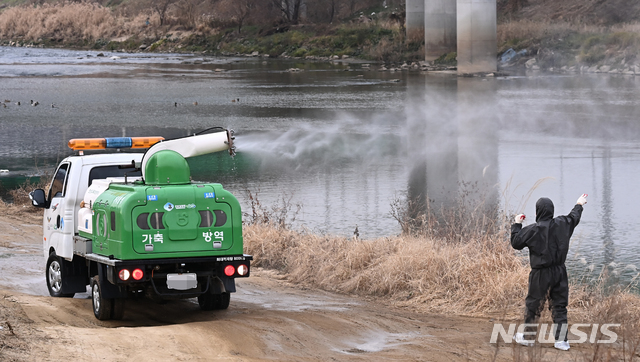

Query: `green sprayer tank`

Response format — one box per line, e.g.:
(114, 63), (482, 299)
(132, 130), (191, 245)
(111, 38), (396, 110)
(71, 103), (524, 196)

(81, 149), (243, 260)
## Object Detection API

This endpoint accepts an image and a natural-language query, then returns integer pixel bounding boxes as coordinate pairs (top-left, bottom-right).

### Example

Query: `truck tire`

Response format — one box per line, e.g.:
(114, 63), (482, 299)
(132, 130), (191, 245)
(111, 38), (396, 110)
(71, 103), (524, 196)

(111, 298), (125, 320)
(215, 292), (231, 310)
(198, 292), (230, 311)
(91, 276), (113, 320)
(46, 253), (74, 298)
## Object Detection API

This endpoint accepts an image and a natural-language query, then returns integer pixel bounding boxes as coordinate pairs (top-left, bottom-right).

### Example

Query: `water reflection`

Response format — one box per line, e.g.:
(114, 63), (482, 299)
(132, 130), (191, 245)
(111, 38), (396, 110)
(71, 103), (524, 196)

(405, 75), (499, 232)
(601, 147), (616, 275)
(457, 78), (499, 224)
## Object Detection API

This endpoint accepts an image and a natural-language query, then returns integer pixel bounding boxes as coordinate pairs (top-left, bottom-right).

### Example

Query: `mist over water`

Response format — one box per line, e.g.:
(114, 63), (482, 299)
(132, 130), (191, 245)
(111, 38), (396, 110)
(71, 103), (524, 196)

(1, 47), (639, 286)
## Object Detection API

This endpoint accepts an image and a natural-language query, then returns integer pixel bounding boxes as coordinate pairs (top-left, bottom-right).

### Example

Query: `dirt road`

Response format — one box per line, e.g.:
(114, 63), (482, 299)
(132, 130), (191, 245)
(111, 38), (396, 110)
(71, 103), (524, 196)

(0, 212), (578, 361)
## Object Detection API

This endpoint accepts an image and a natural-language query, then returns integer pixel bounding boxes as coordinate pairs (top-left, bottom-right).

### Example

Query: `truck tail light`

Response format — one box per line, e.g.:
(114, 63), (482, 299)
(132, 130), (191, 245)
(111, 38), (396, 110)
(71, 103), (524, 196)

(119, 269), (131, 281)
(132, 268), (144, 280)
(224, 265), (235, 277)
(237, 264), (249, 276)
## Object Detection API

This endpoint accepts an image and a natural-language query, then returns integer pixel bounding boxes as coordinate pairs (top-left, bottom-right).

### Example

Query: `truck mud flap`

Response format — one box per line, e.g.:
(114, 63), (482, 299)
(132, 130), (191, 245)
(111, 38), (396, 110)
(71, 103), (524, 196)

(61, 257), (89, 294)
(98, 264), (126, 299)
(61, 276), (88, 294)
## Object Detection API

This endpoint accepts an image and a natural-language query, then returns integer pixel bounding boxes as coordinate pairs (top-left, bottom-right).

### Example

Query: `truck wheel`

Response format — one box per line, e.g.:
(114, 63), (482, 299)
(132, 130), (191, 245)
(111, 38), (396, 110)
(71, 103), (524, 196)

(214, 292), (230, 310)
(198, 292), (230, 311)
(91, 276), (113, 320)
(111, 298), (125, 320)
(46, 253), (74, 298)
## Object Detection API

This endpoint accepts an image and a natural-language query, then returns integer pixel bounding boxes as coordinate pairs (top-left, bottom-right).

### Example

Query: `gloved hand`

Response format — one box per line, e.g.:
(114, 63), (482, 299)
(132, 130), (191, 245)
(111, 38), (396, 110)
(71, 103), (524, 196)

(514, 214), (526, 224)
(577, 194), (588, 205)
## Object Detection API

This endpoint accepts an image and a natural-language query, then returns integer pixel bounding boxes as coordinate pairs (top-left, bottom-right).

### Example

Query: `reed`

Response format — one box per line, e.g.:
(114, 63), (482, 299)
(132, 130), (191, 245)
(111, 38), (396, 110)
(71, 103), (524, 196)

(0, 3), (125, 42)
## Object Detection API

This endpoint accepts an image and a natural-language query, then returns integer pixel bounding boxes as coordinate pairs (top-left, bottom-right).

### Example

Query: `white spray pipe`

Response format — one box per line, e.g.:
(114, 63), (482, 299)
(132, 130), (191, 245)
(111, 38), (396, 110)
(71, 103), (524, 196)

(141, 129), (235, 181)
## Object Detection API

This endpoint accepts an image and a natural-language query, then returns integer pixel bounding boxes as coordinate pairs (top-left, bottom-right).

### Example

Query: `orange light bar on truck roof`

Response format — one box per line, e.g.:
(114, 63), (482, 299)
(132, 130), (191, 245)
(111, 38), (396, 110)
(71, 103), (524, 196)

(68, 137), (165, 151)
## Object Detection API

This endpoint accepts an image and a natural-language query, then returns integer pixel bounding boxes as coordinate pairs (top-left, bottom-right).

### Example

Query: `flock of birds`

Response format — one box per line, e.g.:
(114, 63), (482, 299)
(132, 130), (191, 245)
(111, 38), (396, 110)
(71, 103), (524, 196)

(3, 99), (49, 108)
(3, 98), (243, 109)
(177, 98), (241, 106)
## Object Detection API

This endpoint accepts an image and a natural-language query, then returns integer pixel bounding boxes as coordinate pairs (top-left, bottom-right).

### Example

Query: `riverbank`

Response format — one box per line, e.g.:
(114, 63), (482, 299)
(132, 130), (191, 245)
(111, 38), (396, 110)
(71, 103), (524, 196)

(497, 20), (640, 75)
(2, 1), (640, 73)
(2, 195), (640, 361)
(0, 205), (640, 361)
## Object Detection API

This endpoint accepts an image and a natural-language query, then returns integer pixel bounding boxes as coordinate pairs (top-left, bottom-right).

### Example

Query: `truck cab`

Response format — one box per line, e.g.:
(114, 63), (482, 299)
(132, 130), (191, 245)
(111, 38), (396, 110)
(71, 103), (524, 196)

(36, 153), (143, 261)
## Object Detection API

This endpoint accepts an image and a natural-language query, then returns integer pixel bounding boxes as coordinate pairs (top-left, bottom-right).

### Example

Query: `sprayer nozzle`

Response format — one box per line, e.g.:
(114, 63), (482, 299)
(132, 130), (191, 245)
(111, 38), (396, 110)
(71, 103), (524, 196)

(226, 128), (236, 157)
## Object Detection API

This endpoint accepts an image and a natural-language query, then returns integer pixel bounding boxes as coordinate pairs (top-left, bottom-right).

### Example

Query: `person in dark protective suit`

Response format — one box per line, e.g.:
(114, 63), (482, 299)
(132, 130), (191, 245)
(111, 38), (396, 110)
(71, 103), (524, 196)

(510, 194), (587, 351)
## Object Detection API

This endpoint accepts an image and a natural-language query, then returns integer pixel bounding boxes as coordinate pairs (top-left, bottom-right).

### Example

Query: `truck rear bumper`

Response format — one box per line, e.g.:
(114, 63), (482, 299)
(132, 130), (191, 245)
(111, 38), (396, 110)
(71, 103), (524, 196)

(81, 251), (251, 299)
(82, 252), (253, 267)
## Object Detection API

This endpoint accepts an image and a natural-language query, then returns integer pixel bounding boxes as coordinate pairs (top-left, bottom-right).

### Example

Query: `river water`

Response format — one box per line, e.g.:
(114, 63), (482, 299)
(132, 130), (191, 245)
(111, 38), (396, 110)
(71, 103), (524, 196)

(1, 46), (639, 286)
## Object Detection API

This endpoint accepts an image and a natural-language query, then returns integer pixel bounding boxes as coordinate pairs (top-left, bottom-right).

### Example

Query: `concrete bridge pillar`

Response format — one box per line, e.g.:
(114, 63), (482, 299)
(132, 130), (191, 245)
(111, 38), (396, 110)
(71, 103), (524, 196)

(456, 0), (497, 74)
(406, 0), (425, 39)
(424, 0), (457, 61)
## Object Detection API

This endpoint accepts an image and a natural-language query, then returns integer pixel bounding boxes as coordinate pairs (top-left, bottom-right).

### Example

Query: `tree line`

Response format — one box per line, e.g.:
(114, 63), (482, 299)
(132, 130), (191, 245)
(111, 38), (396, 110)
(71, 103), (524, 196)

(18, 0), (404, 33)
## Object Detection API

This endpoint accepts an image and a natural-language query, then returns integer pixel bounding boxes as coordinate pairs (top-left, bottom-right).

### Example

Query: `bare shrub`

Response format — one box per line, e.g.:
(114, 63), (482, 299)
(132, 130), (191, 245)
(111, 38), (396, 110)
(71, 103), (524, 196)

(365, 37), (395, 60)
(5, 169), (51, 211)
(8, 179), (41, 207)
(391, 181), (500, 243)
(243, 190), (301, 229)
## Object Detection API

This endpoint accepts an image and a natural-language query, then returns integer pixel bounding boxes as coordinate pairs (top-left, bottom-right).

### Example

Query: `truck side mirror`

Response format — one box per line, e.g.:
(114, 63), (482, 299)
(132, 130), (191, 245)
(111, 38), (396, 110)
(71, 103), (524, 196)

(29, 189), (48, 208)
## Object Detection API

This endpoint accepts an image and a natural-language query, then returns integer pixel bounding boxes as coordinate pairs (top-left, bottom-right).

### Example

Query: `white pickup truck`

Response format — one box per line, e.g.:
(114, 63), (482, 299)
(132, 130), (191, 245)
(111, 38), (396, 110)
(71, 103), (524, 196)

(30, 129), (251, 320)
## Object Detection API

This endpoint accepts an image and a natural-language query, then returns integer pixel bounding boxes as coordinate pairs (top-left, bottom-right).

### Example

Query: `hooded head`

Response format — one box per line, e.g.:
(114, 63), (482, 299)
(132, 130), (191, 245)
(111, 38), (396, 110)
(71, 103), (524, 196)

(535, 197), (554, 222)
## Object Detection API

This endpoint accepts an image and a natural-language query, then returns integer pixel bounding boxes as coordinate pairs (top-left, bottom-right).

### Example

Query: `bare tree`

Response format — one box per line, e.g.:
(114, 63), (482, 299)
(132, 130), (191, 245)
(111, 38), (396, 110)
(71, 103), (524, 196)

(326, 0), (338, 23)
(271, 0), (303, 24)
(216, 0), (255, 32)
(151, 0), (177, 26)
(307, 0), (340, 24)
(233, 0), (254, 33)
(176, 0), (201, 29)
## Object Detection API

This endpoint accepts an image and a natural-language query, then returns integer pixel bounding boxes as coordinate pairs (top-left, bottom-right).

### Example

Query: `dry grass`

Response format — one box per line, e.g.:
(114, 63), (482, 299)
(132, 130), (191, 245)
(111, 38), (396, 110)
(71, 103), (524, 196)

(0, 168), (50, 215)
(497, 19), (640, 44)
(244, 223), (640, 321)
(497, 19), (605, 45)
(0, 198), (43, 221)
(245, 223), (529, 317)
(0, 3), (171, 44)
(516, 0), (640, 25)
(245, 224), (640, 359)
(0, 3), (124, 42)
(6, 178), (46, 207)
